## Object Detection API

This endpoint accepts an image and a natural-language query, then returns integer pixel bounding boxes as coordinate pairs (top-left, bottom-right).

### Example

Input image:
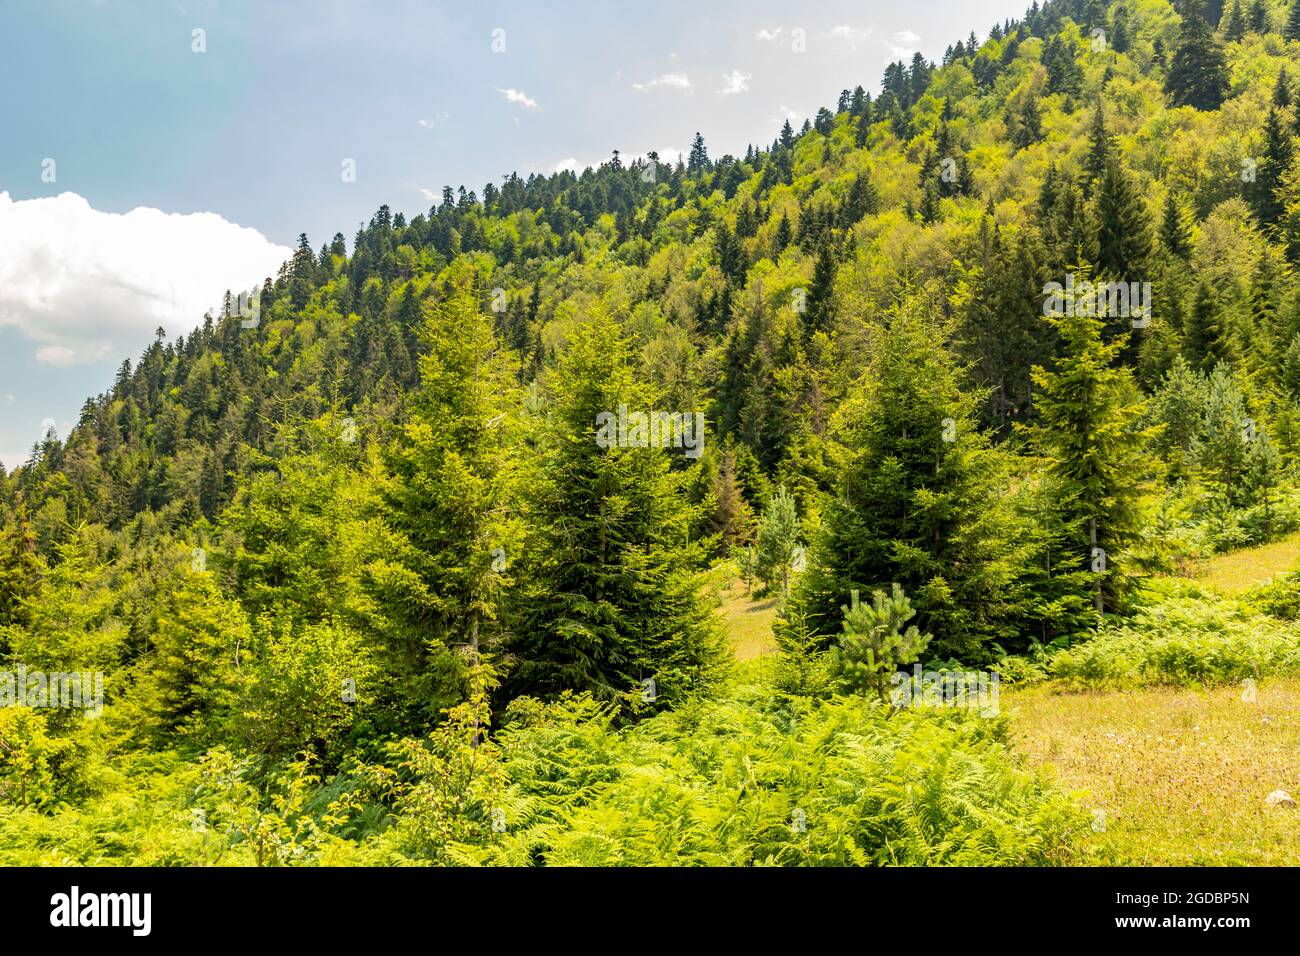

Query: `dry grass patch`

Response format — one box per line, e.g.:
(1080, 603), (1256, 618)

(719, 580), (779, 661)
(1195, 531), (1300, 595)
(1009, 680), (1300, 865)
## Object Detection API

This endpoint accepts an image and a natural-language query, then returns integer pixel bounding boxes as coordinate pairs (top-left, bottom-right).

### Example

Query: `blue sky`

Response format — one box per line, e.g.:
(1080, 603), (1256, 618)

(0, 0), (1024, 471)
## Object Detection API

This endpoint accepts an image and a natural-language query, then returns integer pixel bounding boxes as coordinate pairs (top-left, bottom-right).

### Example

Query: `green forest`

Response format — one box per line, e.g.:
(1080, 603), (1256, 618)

(5, 0), (1300, 866)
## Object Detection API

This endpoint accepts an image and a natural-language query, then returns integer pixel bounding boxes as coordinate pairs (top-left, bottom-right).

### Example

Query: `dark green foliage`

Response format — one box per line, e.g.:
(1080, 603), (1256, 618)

(1165, 10), (1230, 110)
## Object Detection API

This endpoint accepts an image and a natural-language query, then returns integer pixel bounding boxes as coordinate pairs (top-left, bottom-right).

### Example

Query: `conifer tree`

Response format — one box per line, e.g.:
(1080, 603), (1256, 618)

(1165, 10), (1230, 110)
(1094, 157), (1153, 293)
(1252, 108), (1293, 228)
(1183, 281), (1233, 372)
(803, 300), (1037, 661)
(510, 307), (727, 706)
(384, 264), (525, 711)
(1288, 0), (1300, 40)
(1159, 190), (1192, 259)
(1028, 273), (1155, 614)
(754, 485), (801, 597)
(1200, 361), (1253, 504)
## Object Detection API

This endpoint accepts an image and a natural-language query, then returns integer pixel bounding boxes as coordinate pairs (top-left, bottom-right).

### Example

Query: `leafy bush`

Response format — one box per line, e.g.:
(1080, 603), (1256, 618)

(1046, 596), (1300, 689)
(459, 681), (1087, 866)
(1243, 572), (1300, 621)
(828, 584), (931, 703)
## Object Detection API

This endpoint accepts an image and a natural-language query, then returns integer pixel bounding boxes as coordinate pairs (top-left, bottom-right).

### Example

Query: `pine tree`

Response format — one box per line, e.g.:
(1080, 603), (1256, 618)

(1084, 103), (1112, 184)
(1252, 108), (1293, 228)
(510, 307), (727, 706)
(147, 570), (252, 741)
(1145, 354), (1207, 482)
(1028, 274), (1155, 614)
(1159, 190), (1192, 259)
(1094, 157), (1153, 287)
(1009, 95), (1044, 149)
(828, 584), (931, 704)
(1251, 0), (1272, 35)
(687, 132), (710, 175)
(0, 517), (42, 632)
(1288, 0), (1300, 40)
(754, 485), (801, 597)
(1200, 362), (1253, 505)
(384, 264), (525, 712)
(1224, 0), (1247, 41)
(1183, 281), (1233, 372)
(1165, 10), (1230, 110)
(805, 243), (837, 336)
(803, 299), (1038, 661)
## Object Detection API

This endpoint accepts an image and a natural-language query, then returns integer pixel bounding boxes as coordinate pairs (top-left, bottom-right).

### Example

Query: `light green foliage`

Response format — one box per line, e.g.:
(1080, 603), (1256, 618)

(772, 588), (832, 697)
(753, 485), (801, 596)
(1048, 595), (1300, 688)
(828, 584), (931, 703)
(470, 682), (1087, 866)
(195, 748), (363, 866)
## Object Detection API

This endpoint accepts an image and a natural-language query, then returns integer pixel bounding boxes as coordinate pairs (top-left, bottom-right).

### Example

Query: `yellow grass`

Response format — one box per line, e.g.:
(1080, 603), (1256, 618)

(1009, 680), (1300, 865)
(719, 580), (779, 661)
(1195, 531), (1300, 595)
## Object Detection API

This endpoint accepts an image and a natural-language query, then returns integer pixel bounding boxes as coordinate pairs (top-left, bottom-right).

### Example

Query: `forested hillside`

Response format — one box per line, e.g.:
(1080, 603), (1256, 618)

(5, 0), (1300, 865)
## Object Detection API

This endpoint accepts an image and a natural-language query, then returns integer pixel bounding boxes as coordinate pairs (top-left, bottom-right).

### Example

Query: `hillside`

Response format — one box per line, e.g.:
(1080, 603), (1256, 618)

(5, 0), (1300, 867)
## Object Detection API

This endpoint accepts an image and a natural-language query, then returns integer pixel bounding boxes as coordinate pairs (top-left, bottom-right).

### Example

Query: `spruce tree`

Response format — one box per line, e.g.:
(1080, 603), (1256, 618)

(803, 299), (1037, 661)
(1252, 108), (1293, 228)
(1200, 362), (1253, 505)
(1094, 157), (1153, 287)
(510, 307), (727, 706)
(1183, 280), (1233, 372)
(1028, 270), (1155, 614)
(1288, 0), (1300, 41)
(754, 485), (801, 597)
(384, 264), (525, 711)
(1165, 10), (1230, 110)
(1159, 190), (1192, 259)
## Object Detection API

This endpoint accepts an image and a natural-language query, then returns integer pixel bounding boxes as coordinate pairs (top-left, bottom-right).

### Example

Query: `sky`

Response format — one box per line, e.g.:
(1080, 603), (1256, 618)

(0, 0), (1026, 472)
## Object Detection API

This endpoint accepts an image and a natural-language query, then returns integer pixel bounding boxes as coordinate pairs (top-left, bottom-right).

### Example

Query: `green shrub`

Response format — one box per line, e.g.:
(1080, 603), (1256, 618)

(1047, 596), (1300, 688)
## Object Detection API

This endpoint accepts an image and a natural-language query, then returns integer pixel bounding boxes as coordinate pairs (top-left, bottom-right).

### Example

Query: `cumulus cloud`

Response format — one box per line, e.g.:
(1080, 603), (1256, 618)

(497, 87), (541, 110)
(756, 27), (783, 42)
(553, 146), (683, 177)
(889, 29), (922, 57)
(0, 192), (291, 367)
(826, 25), (872, 49)
(632, 72), (691, 92)
(719, 70), (752, 95)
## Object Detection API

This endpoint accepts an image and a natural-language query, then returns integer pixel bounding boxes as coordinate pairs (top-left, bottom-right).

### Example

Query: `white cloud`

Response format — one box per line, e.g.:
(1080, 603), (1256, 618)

(553, 146), (682, 177)
(889, 29), (922, 58)
(0, 192), (291, 367)
(417, 112), (449, 128)
(826, 25), (872, 49)
(719, 70), (752, 95)
(756, 27), (783, 42)
(496, 87), (541, 110)
(418, 187), (438, 200)
(770, 105), (802, 125)
(632, 72), (691, 92)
